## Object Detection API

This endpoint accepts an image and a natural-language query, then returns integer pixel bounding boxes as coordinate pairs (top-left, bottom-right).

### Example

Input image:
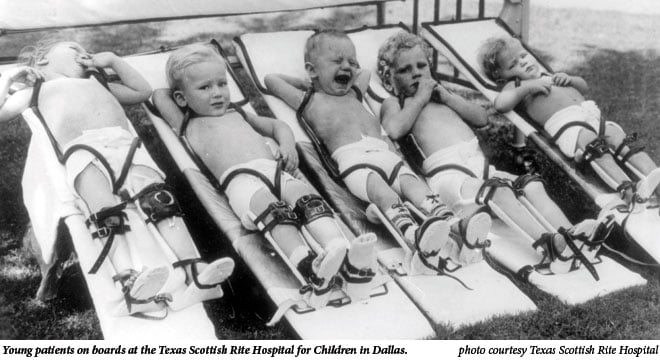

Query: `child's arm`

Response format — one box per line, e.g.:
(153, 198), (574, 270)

(552, 72), (589, 93)
(381, 78), (436, 140)
(0, 66), (42, 122)
(77, 52), (151, 105)
(493, 77), (553, 113)
(264, 74), (307, 110)
(244, 111), (299, 172)
(435, 85), (489, 128)
(152, 88), (186, 133)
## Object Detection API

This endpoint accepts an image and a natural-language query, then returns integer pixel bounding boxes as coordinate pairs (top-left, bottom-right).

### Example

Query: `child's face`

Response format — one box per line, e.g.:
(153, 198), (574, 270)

(496, 41), (542, 81)
(391, 45), (432, 97)
(306, 37), (359, 96)
(173, 60), (230, 117)
(41, 42), (89, 78)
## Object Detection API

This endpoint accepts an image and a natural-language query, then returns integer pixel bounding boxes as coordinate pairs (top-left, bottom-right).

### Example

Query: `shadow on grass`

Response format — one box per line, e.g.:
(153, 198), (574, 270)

(0, 118), (30, 246)
(0, 245), (99, 339)
(572, 47), (660, 160)
(444, 276), (660, 339)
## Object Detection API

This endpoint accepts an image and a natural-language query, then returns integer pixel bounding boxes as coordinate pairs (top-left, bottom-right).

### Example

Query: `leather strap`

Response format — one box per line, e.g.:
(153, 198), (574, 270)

(172, 258), (221, 290)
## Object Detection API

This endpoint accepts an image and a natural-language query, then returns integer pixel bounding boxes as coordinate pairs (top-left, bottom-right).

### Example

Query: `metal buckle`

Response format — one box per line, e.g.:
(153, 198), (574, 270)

(96, 227), (110, 238)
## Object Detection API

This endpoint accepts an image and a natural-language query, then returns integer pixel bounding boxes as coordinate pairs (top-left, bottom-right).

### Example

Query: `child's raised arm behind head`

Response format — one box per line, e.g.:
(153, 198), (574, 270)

(152, 88), (186, 133)
(82, 52), (152, 105)
(264, 73), (308, 110)
(18, 35), (151, 105)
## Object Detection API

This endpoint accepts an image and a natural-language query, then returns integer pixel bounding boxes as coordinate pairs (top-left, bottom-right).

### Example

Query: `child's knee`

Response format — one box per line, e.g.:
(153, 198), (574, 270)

(604, 124), (625, 147)
(398, 173), (427, 191)
(391, 168), (428, 199)
(281, 178), (314, 204)
(576, 129), (598, 151)
(366, 173), (400, 206)
(249, 188), (280, 214)
(459, 177), (485, 200)
(74, 163), (115, 210)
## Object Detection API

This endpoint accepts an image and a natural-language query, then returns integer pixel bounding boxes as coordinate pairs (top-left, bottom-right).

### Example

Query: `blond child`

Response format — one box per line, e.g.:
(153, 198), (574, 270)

(478, 36), (660, 202)
(153, 44), (377, 306)
(265, 30), (492, 273)
(377, 31), (605, 276)
(0, 37), (233, 315)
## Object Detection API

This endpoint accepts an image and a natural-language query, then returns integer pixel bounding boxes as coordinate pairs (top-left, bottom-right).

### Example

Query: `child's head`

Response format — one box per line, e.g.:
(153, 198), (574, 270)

(166, 43), (230, 117)
(377, 31), (434, 96)
(478, 36), (542, 84)
(304, 29), (359, 96)
(19, 33), (90, 78)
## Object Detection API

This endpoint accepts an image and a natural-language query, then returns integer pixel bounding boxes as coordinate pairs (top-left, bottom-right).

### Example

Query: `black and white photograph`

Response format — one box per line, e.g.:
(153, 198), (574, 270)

(1, 0), (660, 347)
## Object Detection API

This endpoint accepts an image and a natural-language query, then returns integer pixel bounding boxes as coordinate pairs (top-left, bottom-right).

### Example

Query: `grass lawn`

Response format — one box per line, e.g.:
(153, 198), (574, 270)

(1, 2), (660, 339)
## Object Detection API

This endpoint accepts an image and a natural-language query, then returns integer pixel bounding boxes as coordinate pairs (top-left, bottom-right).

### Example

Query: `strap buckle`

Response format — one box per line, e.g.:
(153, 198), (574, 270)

(95, 226), (110, 238)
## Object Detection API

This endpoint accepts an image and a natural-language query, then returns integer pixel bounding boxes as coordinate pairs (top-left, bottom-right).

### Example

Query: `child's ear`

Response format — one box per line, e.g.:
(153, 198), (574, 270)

(304, 62), (318, 79)
(172, 90), (188, 108)
(35, 56), (49, 66)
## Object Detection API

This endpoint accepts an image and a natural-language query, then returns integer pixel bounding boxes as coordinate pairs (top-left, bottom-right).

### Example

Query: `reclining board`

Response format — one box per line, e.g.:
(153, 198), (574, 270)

(0, 62), (218, 340)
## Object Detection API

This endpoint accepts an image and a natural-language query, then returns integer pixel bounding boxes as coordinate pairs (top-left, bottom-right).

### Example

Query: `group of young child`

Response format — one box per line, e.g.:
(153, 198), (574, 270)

(2, 25), (657, 315)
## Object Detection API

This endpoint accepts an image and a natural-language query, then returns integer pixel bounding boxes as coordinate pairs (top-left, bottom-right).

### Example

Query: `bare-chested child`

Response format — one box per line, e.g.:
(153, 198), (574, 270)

(478, 36), (660, 202)
(153, 44), (377, 306)
(0, 37), (234, 315)
(377, 31), (606, 276)
(264, 29), (492, 273)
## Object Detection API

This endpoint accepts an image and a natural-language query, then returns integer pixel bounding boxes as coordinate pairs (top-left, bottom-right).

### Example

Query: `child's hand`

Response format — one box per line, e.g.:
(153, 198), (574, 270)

(432, 83), (451, 103)
(278, 143), (299, 173)
(526, 77), (553, 95)
(552, 73), (572, 87)
(415, 78), (437, 103)
(6, 66), (43, 86)
(76, 52), (118, 69)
